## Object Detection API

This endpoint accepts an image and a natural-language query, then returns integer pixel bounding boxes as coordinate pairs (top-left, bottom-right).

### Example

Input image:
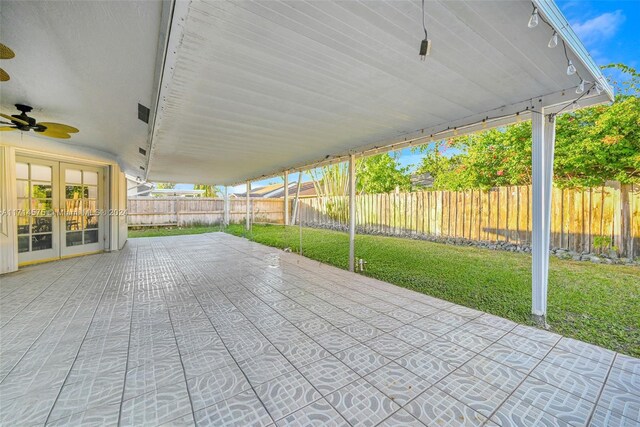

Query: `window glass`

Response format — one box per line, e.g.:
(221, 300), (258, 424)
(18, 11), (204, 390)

(16, 163), (28, 180)
(32, 234), (52, 251)
(31, 164), (51, 181)
(18, 236), (29, 253)
(32, 183), (52, 199)
(65, 169), (82, 184)
(16, 180), (29, 198)
(83, 171), (98, 185)
(66, 231), (83, 247)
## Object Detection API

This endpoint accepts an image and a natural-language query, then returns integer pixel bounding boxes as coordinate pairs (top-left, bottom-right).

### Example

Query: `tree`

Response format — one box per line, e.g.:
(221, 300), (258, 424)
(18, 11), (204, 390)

(357, 153), (411, 194)
(416, 64), (640, 190)
(154, 182), (175, 190)
(194, 184), (220, 197)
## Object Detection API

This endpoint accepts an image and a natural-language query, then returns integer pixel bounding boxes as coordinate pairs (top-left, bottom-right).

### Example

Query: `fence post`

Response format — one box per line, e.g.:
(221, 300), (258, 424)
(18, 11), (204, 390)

(223, 186), (229, 226)
(619, 183), (632, 258)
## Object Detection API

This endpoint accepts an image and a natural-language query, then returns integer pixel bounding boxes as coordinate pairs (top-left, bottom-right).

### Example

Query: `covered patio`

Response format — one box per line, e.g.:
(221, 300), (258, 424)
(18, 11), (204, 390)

(1, 233), (638, 426)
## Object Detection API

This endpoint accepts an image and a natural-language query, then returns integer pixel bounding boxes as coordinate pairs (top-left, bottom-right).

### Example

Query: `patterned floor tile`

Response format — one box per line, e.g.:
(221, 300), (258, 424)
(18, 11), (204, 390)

(293, 317), (336, 338)
(326, 379), (399, 426)
(556, 337), (616, 364)
(512, 325), (561, 347)
(365, 334), (415, 359)
(443, 328), (493, 353)
(459, 354), (526, 393)
(298, 356), (360, 396)
(474, 313), (518, 332)
(491, 395), (569, 427)
(123, 357), (185, 400)
(386, 308), (423, 324)
(255, 370), (321, 421)
(405, 386), (487, 426)
(314, 329), (359, 354)
(193, 389), (273, 426)
(120, 381), (192, 426)
(334, 343), (390, 376)
(238, 347), (296, 386)
(597, 383), (640, 422)
(275, 398), (349, 427)
(437, 370), (509, 417)
(613, 354), (640, 376)
(389, 324), (437, 348)
(364, 362), (431, 405)
(483, 343), (542, 373)
(396, 349), (455, 383)
(544, 348), (612, 383)
(46, 402), (121, 426)
(422, 338), (477, 367)
(459, 321), (509, 342)
(341, 321), (384, 342)
(187, 363), (251, 410)
(514, 376), (596, 426)
(276, 339), (330, 369)
(497, 332), (554, 359)
(365, 313), (403, 333)
(531, 360), (604, 403)
(410, 316), (456, 336)
(589, 405), (640, 427)
(181, 342), (236, 379)
(428, 310), (469, 327)
(377, 409), (425, 426)
(605, 366), (640, 396)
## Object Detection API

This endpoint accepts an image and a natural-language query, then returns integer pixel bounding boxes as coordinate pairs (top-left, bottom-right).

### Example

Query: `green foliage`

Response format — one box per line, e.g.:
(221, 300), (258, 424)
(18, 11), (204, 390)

(357, 153), (411, 194)
(154, 182), (175, 189)
(416, 65), (640, 190)
(224, 224), (640, 357)
(193, 184), (220, 197)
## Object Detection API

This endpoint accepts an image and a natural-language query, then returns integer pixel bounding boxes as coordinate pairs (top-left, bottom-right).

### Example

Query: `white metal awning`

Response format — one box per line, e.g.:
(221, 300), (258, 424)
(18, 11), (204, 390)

(0, 0), (612, 185)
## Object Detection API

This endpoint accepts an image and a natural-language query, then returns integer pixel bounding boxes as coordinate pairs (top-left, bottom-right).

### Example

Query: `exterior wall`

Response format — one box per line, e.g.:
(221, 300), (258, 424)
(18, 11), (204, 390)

(0, 146), (19, 274)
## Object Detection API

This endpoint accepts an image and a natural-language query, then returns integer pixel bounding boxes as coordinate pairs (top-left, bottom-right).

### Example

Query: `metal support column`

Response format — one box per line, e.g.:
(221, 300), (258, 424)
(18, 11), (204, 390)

(531, 110), (556, 325)
(223, 185), (229, 226)
(245, 181), (251, 231)
(348, 154), (356, 272)
(284, 171), (289, 226)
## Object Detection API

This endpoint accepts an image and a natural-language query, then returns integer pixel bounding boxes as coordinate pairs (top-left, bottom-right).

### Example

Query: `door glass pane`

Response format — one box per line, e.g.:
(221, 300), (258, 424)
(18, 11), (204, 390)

(33, 217), (53, 233)
(18, 236), (30, 253)
(17, 216), (30, 234)
(16, 163), (28, 180)
(84, 230), (99, 244)
(32, 234), (52, 251)
(66, 216), (82, 231)
(86, 186), (98, 199)
(66, 185), (83, 199)
(65, 169), (82, 184)
(66, 231), (83, 246)
(32, 182), (52, 199)
(17, 198), (29, 212)
(16, 180), (29, 198)
(83, 171), (98, 185)
(31, 164), (52, 181)
(32, 199), (53, 212)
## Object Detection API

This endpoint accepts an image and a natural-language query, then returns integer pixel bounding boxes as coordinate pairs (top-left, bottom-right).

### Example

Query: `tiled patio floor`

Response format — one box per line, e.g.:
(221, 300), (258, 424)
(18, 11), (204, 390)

(1, 233), (638, 426)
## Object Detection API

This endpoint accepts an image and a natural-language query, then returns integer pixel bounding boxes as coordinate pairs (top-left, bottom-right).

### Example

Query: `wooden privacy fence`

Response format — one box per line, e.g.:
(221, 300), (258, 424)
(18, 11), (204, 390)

(298, 183), (640, 258)
(127, 197), (286, 227)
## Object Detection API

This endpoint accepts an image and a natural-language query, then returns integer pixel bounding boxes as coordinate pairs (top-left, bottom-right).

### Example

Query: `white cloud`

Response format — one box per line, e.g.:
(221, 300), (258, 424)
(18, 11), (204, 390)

(572, 10), (625, 46)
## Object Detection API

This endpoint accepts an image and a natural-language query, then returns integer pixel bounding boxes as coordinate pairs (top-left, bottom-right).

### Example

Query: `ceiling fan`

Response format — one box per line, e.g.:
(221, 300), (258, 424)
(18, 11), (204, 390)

(0, 104), (79, 139)
(1, 43), (14, 82)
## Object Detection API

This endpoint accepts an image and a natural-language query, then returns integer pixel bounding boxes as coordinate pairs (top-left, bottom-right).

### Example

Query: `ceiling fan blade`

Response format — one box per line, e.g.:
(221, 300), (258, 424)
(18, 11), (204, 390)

(0, 126), (17, 131)
(0, 68), (8, 82)
(38, 122), (79, 134)
(0, 44), (15, 60)
(0, 113), (28, 126)
(36, 129), (71, 139)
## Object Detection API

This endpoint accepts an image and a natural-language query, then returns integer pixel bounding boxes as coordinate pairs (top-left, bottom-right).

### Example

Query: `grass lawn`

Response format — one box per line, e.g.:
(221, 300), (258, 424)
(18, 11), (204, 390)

(129, 225), (223, 238)
(220, 224), (640, 357)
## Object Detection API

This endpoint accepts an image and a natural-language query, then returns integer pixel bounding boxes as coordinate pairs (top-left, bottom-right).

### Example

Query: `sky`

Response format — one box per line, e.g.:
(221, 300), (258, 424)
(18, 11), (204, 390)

(174, 1), (639, 194)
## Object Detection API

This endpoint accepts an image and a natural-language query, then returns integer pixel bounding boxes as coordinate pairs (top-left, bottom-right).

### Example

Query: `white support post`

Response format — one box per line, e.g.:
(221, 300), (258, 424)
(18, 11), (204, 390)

(531, 110), (556, 325)
(223, 186), (229, 226)
(284, 171), (289, 226)
(348, 154), (356, 272)
(246, 181), (251, 231)
(291, 173), (302, 226)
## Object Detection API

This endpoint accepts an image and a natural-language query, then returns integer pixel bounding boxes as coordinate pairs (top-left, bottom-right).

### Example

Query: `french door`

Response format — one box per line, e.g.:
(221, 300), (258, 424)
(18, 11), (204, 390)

(17, 156), (105, 264)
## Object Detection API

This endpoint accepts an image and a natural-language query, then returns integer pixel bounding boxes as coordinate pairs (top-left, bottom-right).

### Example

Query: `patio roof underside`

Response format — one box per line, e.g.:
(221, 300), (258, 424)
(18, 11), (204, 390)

(0, 0), (612, 185)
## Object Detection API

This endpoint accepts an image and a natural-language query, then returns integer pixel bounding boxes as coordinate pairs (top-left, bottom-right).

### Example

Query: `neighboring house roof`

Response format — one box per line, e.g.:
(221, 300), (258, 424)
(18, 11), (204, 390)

(235, 181), (317, 198)
(148, 188), (205, 197)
